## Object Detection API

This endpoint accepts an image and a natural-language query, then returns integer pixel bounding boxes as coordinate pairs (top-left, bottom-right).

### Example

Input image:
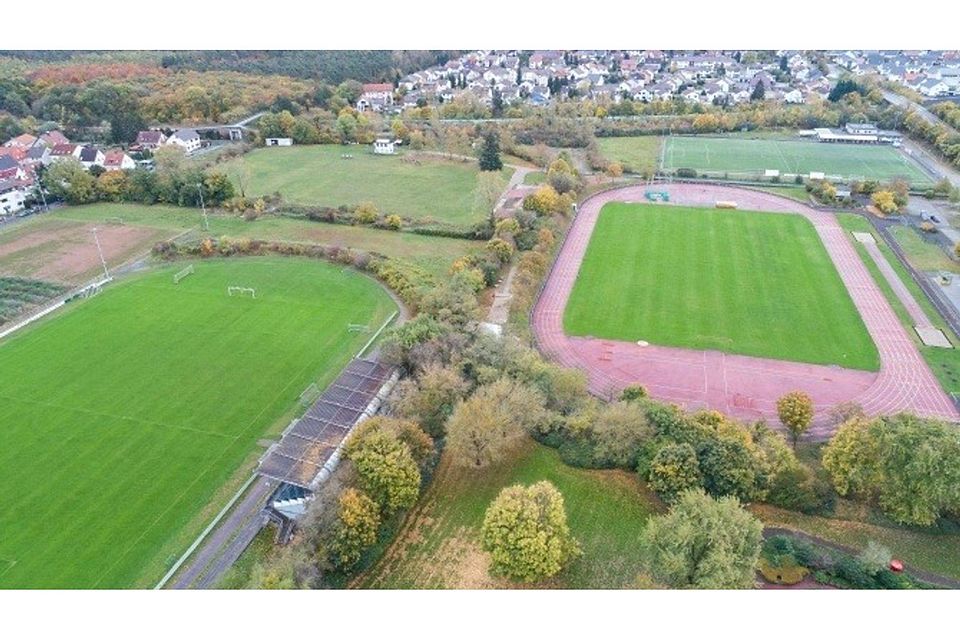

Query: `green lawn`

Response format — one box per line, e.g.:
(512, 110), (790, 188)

(564, 203), (879, 370)
(752, 185), (812, 204)
(663, 136), (931, 185)
(51, 203), (483, 280)
(358, 442), (660, 589)
(888, 225), (960, 274)
(219, 145), (513, 227)
(596, 136), (662, 174)
(0, 258), (396, 588)
(835, 213), (960, 394)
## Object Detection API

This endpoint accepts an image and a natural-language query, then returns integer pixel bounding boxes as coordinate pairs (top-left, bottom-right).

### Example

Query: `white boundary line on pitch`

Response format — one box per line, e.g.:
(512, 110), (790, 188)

(153, 472), (258, 590)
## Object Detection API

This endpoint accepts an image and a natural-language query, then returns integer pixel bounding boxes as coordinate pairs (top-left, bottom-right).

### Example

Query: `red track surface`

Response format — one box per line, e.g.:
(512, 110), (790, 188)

(531, 183), (959, 438)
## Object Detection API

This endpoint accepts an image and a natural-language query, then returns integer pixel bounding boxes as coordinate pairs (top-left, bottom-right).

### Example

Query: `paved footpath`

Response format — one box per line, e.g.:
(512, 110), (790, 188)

(532, 183), (959, 438)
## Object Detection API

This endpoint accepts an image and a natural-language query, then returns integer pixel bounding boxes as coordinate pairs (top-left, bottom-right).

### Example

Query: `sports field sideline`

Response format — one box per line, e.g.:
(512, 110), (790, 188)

(663, 136), (931, 185)
(0, 258), (396, 588)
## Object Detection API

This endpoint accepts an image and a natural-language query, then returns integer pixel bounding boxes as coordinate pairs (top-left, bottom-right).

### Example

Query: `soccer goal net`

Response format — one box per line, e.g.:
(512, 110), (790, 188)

(227, 286), (256, 298)
(104, 217), (124, 225)
(173, 264), (194, 284)
(347, 323), (370, 333)
(299, 383), (321, 406)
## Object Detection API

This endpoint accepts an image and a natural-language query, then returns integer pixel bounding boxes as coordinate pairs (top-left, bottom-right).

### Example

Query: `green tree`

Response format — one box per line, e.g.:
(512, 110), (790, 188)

(776, 391), (814, 449)
(331, 488), (381, 570)
(481, 481), (581, 582)
(445, 378), (545, 468)
(43, 159), (97, 205)
(648, 442), (702, 503)
(750, 82), (766, 101)
(391, 363), (470, 438)
(345, 430), (421, 515)
(478, 131), (503, 172)
(641, 489), (763, 589)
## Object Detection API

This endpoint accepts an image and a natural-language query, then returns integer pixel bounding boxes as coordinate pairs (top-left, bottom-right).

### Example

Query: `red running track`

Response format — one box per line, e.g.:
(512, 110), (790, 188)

(531, 183), (959, 438)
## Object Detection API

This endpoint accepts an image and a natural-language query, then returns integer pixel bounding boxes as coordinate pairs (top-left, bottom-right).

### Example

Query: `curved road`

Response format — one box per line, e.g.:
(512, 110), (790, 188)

(532, 184), (959, 438)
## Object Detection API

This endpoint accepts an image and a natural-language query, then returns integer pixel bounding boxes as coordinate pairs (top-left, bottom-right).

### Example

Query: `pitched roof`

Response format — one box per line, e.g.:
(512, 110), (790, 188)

(103, 150), (128, 166)
(4, 133), (37, 148)
(39, 130), (69, 147)
(50, 143), (78, 156)
(78, 146), (101, 162)
(0, 156), (19, 171)
(136, 130), (165, 144)
(172, 128), (199, 141)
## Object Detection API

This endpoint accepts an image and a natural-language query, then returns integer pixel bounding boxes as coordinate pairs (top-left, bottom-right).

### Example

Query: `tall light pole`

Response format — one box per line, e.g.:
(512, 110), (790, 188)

(197, 183), (209, 231)
(92, 227), (109, 279)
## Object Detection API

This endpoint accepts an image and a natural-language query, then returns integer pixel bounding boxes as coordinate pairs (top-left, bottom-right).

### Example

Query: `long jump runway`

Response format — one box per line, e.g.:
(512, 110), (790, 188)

(531, 183), (959, 438)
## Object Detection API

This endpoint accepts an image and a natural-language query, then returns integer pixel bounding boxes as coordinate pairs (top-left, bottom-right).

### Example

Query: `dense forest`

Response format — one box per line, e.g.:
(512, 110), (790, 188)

(160, 51), (458, 84)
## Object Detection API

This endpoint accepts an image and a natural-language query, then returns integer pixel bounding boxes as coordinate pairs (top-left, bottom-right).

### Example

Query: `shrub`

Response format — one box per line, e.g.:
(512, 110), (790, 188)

(354, 201), (379, 224)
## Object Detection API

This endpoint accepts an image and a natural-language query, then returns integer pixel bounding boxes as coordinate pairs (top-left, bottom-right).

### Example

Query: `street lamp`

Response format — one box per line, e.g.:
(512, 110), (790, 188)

(197, 183), (209, 231)
(91, 227), (109, 279)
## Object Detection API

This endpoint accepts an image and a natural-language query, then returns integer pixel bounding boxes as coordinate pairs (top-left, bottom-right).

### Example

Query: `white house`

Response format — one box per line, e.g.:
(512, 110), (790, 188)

(373, 138), (396, 155)
(0, 179), (27, 216)
(102, 150), (136, 172)
(167, 129), (202, 155)
(134, 130), (167, 150)
(264, 137), (293, 147)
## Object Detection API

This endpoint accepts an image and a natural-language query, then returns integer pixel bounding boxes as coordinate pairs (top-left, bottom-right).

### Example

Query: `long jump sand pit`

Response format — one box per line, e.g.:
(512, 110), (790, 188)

(532, 183), (959, 437)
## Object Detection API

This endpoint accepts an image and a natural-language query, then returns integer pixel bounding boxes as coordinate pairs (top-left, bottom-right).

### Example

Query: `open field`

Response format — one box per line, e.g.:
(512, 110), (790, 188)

(0, 215), (171, 285)
(219, 146), (513, 226)
(663, 136), (931, 185)
(50, 203), (483, 279)
(564, 203), (879, 370)
(835, 213), (960, 394)
(888, 225), (960, 274)
(596, 136), (662, 174)
(358, 442), (660, 589)
(0, 258), (395, 588)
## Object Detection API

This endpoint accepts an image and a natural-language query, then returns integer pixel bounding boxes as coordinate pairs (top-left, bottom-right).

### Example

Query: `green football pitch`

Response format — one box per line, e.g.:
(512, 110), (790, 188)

(663, 136), (930, 185)
(220, 145), (513, 227)
(0, 258), (395, 588)
(564, 203), (879, 370)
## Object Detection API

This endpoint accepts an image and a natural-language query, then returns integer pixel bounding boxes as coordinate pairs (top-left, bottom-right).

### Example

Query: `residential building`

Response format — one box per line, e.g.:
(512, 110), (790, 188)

(167, 129), (201, 155)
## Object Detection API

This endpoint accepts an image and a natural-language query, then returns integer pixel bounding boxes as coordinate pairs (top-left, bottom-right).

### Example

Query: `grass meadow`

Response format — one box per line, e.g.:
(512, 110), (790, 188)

(357, 442), (661, 589)
(0, 258), (395, 588)
(220, 145), (514, 226)
(564, 203), (879, 370)
(663, 136), (930, 185)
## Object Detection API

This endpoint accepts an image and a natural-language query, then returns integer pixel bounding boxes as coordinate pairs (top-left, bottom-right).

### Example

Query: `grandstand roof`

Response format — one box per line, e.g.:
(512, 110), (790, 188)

(257, 358), (396, 490)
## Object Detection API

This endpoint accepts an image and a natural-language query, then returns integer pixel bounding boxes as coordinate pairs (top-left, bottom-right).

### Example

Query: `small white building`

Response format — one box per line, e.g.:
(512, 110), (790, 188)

(373, 138), (396, 155)
(264, 138), (293, 147)
(0, 179), (28, 216)
(167, 128), (202, 155)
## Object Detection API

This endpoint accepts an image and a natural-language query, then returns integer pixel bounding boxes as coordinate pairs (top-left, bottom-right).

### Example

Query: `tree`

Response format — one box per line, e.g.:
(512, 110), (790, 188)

(648, 443), (702, 503)
(822, 414), (960, 526)
(590, 401), (654, 468)
(473, 170), (508, 226)
(750, 82), (766, 102)
(478, 131), (503, 172)
(42, 159), (97, 205)
(331, 488), (381, 570)
(871, 190), (899, 215)
(345, 430), (421, 515)
(858, 540), (892, 575)
(391, 363), (470, 438)
(445, 378), (546, 468)
(777, 391), (814, 449)
(481, 481), (581, 582)
(641, 489), (763, 589)
(619, 385), (648, 402)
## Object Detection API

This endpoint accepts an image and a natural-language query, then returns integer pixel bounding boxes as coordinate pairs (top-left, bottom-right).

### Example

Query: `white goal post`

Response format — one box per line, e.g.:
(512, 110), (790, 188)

(347, 323), (370, 333)
(227, 286), (257, 298)
(173, 264), (194, 284)
(104, 216), (124, 225)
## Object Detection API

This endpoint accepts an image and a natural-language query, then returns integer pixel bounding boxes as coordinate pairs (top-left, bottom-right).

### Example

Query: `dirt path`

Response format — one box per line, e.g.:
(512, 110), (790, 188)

(531, 184), (959, 438)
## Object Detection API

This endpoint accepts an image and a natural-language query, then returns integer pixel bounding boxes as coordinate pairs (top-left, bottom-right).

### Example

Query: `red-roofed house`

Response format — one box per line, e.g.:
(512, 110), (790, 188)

(0, 146), (27, 162)
(103, 150), (136, 172)
(0, 156), (26, 181)
(38, 130), (70, 148)
(134, 130), (167, 150)
(49, 143), (81, 162)
(3, 133), (37, 149)
(357, 83), (395, 113)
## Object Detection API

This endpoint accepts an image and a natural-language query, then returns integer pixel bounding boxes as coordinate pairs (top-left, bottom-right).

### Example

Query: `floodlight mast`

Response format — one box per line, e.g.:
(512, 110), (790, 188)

(197, 183), (209, 231)
(91, 227), (109, 279)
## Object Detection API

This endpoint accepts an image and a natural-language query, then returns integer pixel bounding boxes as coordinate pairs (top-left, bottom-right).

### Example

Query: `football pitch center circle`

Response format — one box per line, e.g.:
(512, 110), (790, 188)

(531, 183), (959, 435)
